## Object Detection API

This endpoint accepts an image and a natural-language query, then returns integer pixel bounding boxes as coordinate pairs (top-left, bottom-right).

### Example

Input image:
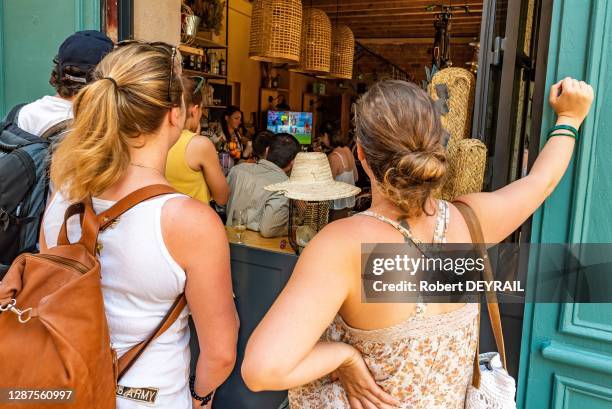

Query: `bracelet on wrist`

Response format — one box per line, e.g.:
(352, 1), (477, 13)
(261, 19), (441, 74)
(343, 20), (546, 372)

(189, 375), (213, 407)
(548, 132), (577, 139)
(548, 124), (579, 139)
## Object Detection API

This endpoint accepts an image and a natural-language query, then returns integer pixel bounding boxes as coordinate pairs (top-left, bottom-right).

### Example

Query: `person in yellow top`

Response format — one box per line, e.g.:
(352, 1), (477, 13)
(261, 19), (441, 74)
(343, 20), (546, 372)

(166, 76), (230, 205)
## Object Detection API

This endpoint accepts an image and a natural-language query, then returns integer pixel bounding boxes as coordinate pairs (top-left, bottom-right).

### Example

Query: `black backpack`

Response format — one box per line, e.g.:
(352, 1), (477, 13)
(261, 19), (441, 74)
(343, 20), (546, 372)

(0, 104), (70, 277)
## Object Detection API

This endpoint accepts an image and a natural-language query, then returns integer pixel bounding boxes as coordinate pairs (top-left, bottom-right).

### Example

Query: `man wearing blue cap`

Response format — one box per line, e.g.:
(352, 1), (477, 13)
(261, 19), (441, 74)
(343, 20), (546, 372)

(0, 30), (113, 275)
(17, 30), (114, 137)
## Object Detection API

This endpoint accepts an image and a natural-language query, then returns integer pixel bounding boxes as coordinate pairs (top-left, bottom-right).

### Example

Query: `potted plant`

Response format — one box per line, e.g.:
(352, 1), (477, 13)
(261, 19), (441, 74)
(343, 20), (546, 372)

(190, 0), (225, 37)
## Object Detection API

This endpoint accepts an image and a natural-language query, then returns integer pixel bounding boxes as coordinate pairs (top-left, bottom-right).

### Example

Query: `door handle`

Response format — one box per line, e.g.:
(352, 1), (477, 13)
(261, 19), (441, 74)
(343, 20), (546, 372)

(491, 36), (506, 66)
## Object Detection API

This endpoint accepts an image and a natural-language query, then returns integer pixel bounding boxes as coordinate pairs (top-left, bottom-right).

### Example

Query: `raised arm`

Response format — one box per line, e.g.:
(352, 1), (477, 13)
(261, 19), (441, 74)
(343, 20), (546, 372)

(163, 197), (238, 401)
(457, 77), (594, 243)
(190, 135), (230, 205)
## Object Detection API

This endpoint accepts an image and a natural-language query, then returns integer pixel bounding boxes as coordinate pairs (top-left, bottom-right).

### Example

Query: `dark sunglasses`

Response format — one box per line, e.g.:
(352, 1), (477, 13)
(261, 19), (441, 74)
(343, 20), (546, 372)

(116, 40), (178, 104)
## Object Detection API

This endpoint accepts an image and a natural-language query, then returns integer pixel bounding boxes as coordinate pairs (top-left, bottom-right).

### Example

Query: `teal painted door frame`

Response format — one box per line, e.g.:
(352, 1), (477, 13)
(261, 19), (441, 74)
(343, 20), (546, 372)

(518, 0), (612, 408)
(0, 0), (100, 117)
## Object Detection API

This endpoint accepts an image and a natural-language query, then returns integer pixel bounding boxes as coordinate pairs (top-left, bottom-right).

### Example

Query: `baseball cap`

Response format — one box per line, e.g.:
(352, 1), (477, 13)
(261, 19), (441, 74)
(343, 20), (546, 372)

(55, 30), (114, 83)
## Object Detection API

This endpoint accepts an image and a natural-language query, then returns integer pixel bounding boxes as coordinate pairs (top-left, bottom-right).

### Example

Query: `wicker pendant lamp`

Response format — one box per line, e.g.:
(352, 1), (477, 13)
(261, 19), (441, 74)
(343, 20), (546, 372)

(249, 0), (303, 64)
(291, 8), (332, 74)
(328, 24), (355, 79)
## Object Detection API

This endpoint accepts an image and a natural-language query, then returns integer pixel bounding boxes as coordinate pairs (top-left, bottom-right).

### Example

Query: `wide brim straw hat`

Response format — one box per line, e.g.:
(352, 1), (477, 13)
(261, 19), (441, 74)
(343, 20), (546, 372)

(265, 152), (361, 201)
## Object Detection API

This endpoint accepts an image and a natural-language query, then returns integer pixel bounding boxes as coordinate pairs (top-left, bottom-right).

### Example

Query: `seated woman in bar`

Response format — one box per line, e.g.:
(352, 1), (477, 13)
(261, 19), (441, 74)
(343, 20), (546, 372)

(166, 75), (230, 205)
(242, 78), (593, 408)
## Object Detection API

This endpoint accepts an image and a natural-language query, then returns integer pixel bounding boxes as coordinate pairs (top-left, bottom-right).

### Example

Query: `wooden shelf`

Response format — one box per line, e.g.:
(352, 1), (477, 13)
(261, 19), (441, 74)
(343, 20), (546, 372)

(182, 69), (227, 80)
(205, 105), (227, 109)
(178, 44), (204, 56)
(192, 36), (227, 49)
(262, 87), (290, 92)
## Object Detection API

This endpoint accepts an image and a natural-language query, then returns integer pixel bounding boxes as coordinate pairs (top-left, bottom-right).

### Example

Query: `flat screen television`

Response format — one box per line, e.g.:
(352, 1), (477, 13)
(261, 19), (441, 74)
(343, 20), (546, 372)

(266, 111), (313, 145)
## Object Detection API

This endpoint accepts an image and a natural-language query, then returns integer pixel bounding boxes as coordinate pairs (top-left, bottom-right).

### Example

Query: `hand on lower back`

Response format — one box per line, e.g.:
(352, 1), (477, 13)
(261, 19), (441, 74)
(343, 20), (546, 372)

(331, 347), (400, 409)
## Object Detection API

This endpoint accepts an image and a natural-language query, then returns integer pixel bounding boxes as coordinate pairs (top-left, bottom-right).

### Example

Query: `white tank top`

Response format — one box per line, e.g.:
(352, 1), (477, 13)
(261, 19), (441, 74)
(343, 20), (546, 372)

(42, 192), (192, 409)
(332, 151), (356, 210)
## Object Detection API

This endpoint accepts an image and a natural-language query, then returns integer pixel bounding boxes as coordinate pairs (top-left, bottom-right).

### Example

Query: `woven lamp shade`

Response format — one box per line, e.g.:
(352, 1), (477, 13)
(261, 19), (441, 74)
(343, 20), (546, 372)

(291, 8), (332, 74)
(319, 24), (354, 79)
(436, 138), (487, 201)
(428, 68), (476, 148)
(249, 0), (303, 64)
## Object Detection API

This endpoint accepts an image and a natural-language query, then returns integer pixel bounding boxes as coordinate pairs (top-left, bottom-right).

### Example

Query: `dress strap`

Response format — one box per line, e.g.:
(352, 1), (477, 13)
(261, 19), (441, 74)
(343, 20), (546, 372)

(358, 210), (418, 242)
(433, 200), (450, 244)
(332, 150), (348, 170)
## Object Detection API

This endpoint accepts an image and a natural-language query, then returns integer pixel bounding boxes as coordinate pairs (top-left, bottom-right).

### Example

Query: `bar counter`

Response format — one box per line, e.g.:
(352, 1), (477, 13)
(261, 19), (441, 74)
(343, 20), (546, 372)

(190, 228), (298, 408)
(224, 226), (295, 255)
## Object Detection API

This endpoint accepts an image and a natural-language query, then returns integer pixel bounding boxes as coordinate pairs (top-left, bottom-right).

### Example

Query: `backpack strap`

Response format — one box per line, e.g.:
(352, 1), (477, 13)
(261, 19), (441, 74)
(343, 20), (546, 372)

(0, 104), (26, 134)
(96, 184), (178, 230)
(57, 184), (178, 251)
(117, 294), (187, 381)
(40, 119), (71, 140)
(3, 104), (26, 124)
(453, 200), (507, 389)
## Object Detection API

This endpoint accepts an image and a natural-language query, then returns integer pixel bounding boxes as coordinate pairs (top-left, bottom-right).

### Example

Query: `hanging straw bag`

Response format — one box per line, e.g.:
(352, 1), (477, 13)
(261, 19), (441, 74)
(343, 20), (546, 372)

(454, 201), (517, 409)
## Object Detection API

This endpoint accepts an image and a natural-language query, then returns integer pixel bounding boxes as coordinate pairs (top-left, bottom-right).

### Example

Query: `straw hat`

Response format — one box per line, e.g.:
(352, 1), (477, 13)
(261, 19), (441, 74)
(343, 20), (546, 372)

(265, 152), (361, 201)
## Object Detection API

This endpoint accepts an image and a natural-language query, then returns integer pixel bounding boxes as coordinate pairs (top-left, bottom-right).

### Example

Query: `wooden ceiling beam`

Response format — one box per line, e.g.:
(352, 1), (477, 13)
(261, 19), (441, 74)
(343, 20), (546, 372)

(310, 0), (483, 11)
(357, 37), (477, 45)
(346, 22), (481, 29)
(329, 12), (482, 21)
(354, 31), (480, 38)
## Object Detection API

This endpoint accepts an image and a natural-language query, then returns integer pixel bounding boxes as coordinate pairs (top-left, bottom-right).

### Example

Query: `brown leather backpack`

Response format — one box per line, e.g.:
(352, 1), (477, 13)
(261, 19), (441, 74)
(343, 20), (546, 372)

(0, 185), (186, 408)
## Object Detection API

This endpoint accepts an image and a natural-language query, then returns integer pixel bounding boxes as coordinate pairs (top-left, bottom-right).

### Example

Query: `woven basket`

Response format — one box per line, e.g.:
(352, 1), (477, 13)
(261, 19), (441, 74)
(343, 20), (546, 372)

(428, 68), (475, 147)
(288, 199), (331, 254)
(319, 24), (354, 80)
(249, 0), (303, 64)
(436, 138), (487, 201)
(291, 8), (331, 74)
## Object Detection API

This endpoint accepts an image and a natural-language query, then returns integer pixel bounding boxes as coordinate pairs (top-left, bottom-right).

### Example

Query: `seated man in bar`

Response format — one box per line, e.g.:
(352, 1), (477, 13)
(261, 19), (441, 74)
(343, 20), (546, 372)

(226, 132), (300, 238)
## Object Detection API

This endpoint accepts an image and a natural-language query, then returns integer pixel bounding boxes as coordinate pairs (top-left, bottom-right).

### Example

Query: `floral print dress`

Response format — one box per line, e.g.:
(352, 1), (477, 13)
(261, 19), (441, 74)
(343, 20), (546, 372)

(288, 201), (479, 409)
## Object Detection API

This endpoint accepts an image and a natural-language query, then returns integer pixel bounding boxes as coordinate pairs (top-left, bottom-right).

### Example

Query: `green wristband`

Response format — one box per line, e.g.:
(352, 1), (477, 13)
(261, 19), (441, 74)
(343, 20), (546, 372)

(549, 124), (579, 138)
(548, 132), (577, 139)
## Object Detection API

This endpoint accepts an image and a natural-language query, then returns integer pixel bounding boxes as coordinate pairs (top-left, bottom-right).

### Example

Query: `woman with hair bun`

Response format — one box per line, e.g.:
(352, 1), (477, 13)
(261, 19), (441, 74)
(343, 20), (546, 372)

(242, 78), (594, 408)
(40, 42), (238, 408)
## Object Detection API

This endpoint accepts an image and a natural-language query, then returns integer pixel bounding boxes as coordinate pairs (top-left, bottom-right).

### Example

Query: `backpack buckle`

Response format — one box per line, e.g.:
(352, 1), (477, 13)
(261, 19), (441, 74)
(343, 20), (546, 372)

(0, 298), (33, 323)
(0, 208), (10, 231)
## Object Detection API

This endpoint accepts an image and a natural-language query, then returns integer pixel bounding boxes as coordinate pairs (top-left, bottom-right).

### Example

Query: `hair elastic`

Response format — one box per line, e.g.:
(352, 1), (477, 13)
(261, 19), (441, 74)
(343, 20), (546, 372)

(102, 77), (118, 89)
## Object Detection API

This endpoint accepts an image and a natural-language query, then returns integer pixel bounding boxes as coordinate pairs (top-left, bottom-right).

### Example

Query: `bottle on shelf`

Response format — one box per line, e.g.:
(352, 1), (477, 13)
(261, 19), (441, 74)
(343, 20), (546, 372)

(211, 52), (219, 75)
(202, 51), (208, 73)
(219, 55), (226, 76)
(208, 52), (216, 74)
(196, 55), (202, 71)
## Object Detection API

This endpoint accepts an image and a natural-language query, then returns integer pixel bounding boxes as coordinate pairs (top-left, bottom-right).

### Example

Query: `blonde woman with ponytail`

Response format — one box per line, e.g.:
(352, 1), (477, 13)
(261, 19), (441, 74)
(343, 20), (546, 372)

(242, 79), (594, 408)
(40, 43), (238, 408)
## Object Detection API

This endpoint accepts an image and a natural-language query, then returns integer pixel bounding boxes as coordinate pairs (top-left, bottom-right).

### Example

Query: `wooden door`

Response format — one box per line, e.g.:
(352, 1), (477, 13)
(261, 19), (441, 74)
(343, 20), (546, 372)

(518, 1), (612, 408)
